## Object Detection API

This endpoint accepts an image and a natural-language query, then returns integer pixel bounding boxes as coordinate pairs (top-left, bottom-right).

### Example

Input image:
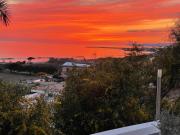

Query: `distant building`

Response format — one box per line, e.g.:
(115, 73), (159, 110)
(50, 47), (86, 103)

(61, 62), (90, 78)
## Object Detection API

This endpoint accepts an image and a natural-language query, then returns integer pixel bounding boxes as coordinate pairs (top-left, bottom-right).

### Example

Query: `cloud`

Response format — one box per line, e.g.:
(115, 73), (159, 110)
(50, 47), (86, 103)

(0, 0), (179, 58)
(76, 0), (130, 5)
(8, 0), (33, 4)
(127, 29), (168, 33)
(162, 0), (180, 6)
(87, 46), (123, 50)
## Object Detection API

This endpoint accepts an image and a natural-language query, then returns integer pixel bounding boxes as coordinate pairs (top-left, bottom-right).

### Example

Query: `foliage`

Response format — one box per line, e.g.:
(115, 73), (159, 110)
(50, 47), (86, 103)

(161, 110), (180, 135)
(54, 56), (156, 134)
(127, 42), (144, 57)
(27, 57), (35, 63)
(0, 81), (53, 135)
(0, 0), (9, 26)
(5, 63), (58, 74)
(171, 21), (180, 44)
(54, 22), (180, 135)
(48, 58), (74, 65)
(171, 21), (180, 63)
(1, 15), (180, 135)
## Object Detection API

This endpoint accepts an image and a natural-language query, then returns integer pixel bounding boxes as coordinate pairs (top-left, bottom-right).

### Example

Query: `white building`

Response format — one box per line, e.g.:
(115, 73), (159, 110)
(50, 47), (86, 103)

(61, 62), (90, 78)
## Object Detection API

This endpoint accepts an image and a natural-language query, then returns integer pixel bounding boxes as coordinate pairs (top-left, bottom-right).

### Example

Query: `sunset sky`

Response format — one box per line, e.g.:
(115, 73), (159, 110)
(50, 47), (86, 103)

(0, 0), (179, 58)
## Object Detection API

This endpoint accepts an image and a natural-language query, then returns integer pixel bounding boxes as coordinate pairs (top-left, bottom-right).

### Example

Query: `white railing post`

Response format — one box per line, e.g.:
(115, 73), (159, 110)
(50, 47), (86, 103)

(156, 69), (162, 120)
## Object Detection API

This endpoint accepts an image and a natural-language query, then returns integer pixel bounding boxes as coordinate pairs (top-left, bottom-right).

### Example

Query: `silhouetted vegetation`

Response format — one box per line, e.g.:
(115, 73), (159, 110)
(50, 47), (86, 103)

(0, 0), (9, 26)
(48, 58), (74, 65)
(27, 57), (35, 63)
(5, 63), (58, 74)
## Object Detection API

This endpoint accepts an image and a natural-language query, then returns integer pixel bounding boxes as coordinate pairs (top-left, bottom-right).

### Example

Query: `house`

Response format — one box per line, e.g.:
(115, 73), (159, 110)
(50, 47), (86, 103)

(61, 62), (90, 78)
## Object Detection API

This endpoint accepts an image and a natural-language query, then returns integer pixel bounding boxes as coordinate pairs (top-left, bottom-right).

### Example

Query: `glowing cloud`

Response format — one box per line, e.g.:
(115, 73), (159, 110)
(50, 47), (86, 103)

(0, 0), (179, 58)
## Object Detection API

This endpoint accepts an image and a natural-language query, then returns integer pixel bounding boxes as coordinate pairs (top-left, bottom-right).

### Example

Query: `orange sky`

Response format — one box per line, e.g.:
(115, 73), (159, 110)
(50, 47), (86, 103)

(0, 0), (179, 58)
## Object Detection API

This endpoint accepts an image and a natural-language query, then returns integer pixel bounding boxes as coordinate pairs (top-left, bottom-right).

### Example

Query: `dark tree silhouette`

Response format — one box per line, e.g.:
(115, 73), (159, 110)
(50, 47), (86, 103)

(27, 57), (35, 63)
(0, 0), (9, 26)
(171, 21), (180, 43)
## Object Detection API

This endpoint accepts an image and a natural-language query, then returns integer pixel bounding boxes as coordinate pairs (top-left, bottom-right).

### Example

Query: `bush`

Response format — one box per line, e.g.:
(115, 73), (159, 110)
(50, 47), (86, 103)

(0, 81), (53, 135)
(161, 111), (180, 135)
(54, 58), (154, 135)
(5, 63), (58, 74)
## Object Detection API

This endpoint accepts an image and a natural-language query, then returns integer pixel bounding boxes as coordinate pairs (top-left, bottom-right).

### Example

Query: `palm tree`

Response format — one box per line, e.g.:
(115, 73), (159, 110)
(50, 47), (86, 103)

(0, 0), (9, 26)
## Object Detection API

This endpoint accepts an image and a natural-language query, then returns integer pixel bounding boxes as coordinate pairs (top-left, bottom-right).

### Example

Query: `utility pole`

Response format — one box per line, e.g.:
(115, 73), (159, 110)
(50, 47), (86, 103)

(156, 69), (162, 121)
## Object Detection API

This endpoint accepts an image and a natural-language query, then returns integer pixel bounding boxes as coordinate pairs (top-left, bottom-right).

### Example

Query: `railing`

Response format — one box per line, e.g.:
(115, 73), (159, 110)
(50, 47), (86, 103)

(91, 121), (160, 135)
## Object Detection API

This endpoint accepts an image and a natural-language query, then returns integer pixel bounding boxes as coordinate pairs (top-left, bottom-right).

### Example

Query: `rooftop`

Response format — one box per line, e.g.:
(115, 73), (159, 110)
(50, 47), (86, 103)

(62, 62), (90, 68)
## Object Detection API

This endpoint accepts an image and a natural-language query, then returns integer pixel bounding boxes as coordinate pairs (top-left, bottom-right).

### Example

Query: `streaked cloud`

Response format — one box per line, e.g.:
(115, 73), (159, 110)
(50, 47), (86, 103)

(0, 0), (179, 58)
(8, 0), (33, 4)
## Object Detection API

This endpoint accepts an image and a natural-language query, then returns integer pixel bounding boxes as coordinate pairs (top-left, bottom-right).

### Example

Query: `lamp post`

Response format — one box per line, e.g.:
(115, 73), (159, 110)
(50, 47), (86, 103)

(156, 69), (162, 121)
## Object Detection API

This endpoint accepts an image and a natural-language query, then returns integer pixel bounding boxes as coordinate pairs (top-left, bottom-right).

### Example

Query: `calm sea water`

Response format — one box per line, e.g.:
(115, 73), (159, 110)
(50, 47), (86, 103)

(0, 58), (49, 63)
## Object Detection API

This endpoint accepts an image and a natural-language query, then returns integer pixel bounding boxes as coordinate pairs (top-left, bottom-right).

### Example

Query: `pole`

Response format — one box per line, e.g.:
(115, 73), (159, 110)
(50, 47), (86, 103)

(156, 69), (162, 120)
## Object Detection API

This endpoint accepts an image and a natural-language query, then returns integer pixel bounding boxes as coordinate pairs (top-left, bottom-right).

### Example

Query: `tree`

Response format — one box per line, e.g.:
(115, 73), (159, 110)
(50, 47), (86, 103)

(27, 57), (35, 63)
(161, 99), (180, 135)
(0, 81), (53, 135)
(128, 42), (144, 57)
(0, 0), (9, 26)
(54, 58), (153, 135)
(171, 21), (180, 44)
(171, 21), (180, 63)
